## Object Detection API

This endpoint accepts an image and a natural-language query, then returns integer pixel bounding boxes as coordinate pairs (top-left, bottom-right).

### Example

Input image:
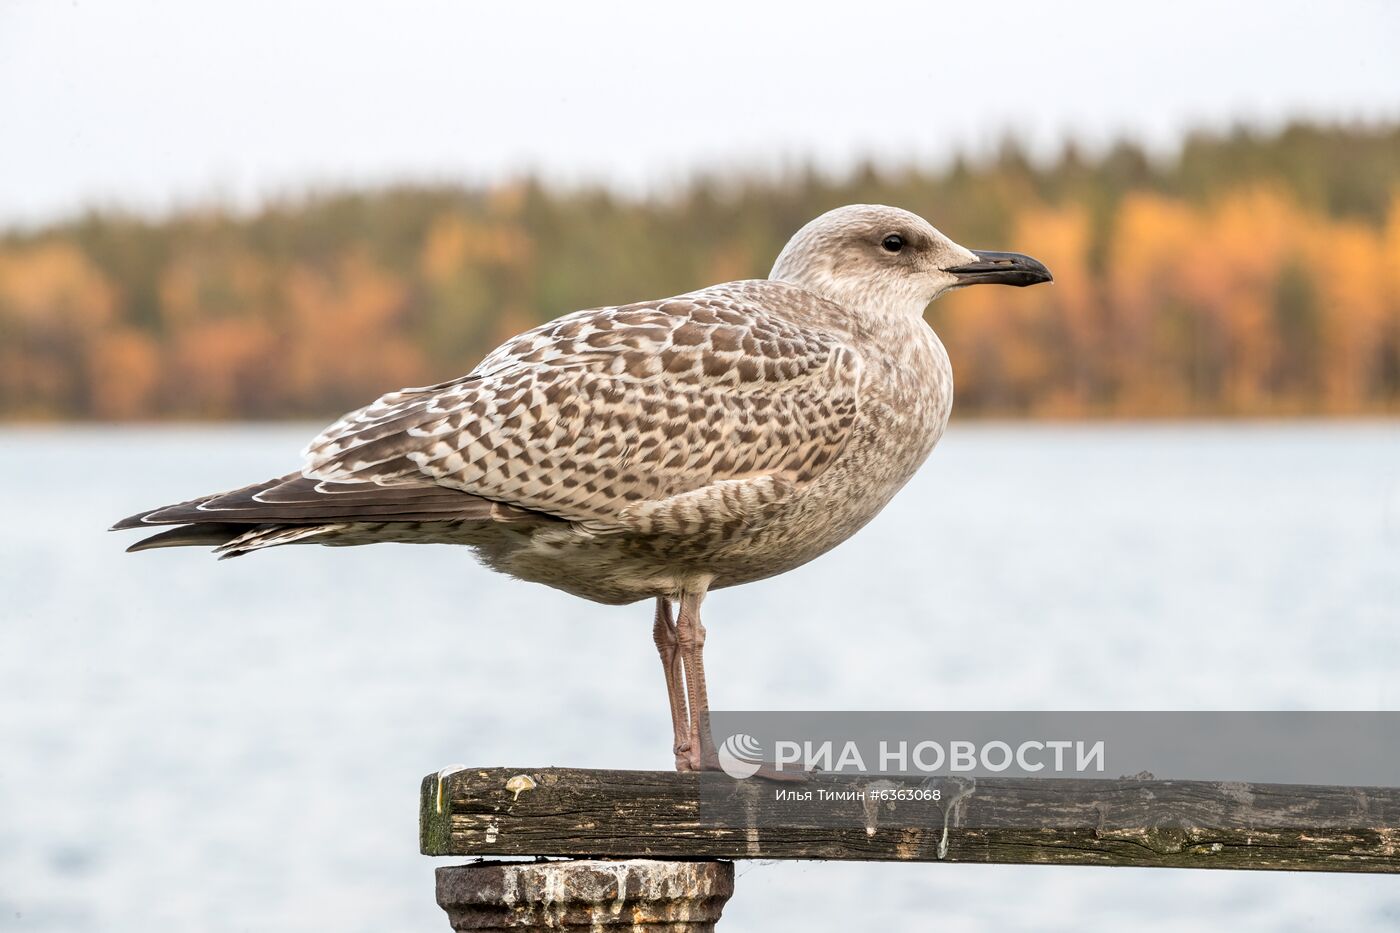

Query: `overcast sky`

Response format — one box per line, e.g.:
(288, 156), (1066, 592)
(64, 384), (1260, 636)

(3, 0), (1398, 228)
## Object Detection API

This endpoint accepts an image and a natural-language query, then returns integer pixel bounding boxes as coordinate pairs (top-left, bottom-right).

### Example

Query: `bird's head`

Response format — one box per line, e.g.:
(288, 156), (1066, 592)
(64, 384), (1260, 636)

(769, 204), (1052, 317)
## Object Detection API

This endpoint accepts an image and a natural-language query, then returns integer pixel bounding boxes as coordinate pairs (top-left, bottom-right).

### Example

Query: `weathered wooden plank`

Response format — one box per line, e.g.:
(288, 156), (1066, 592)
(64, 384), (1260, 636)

(421, 767), (1400, 873)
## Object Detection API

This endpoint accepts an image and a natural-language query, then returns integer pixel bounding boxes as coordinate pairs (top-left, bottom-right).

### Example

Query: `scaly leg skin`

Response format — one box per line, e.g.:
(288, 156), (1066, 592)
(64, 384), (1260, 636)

(676, 589), (809, 783)
(652, 597), (692, 771)
(675, 590), (715, 772)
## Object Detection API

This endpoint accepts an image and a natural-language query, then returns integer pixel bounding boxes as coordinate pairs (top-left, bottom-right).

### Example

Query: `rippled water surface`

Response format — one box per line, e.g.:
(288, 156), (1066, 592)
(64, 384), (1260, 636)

(3, 422), (1398, 931)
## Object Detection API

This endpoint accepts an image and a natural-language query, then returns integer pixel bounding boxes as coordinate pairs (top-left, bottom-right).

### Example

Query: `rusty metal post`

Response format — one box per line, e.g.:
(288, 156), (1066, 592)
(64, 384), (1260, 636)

(435, 858), (735, 931)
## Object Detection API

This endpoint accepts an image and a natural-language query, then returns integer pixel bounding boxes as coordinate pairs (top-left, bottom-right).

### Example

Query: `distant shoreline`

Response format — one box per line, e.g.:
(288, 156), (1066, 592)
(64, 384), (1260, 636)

(3, 122), (1399, 422)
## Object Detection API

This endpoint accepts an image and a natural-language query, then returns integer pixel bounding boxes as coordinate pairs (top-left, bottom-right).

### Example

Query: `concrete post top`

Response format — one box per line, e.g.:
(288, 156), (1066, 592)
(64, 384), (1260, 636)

(436, 858), (735, 932)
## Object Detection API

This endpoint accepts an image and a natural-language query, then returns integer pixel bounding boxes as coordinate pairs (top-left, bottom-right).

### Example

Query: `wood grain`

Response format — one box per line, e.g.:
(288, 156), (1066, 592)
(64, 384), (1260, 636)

(420, 767), (1400, 873)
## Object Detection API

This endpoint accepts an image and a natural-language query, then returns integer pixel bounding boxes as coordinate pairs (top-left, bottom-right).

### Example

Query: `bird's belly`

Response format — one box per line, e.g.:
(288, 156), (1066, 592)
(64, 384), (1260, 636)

(700, 424), (944, 588)
(487, 408), (947, 605)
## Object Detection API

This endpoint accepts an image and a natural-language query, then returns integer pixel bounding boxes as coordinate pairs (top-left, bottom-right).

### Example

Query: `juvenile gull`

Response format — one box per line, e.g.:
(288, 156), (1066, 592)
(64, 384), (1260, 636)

(113, 205), (1051, 771)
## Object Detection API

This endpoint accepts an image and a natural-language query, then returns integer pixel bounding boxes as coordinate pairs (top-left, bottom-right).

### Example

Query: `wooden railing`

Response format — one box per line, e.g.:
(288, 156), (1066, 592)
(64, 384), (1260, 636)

(421, 766), (1400, 930)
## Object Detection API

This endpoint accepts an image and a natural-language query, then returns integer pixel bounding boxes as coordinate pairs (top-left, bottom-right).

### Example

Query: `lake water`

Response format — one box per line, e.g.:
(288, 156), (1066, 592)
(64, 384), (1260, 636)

(2, 422), (1398, 931)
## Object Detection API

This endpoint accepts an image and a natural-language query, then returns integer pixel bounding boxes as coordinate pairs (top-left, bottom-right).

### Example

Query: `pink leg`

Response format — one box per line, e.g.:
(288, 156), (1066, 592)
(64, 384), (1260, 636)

(652, 597), (692, 771)
(674, 590), (806, 781)
(675, 590), (718, 771)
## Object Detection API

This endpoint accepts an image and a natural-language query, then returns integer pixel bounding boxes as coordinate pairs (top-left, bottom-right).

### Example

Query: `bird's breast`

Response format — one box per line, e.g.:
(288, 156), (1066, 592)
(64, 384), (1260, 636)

(482, 321), (954, 603)
(672, 322), (955, 590)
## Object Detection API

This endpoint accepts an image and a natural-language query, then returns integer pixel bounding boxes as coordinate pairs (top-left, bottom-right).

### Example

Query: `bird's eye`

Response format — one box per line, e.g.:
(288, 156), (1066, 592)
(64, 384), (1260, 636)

(881, 234), (905, 253)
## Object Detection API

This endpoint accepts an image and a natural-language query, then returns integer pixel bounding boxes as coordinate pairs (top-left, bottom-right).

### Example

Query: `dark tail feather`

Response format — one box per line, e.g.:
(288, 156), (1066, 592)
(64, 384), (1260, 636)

(126, 521), (343, 557)
(125, 523), (249, 553)
(110, 472), (549, 530)
(113, 471), (565, 558)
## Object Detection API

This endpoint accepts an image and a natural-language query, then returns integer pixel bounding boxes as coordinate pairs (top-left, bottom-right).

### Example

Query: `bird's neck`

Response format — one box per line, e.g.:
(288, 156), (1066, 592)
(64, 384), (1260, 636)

(769, 267), (930, 323)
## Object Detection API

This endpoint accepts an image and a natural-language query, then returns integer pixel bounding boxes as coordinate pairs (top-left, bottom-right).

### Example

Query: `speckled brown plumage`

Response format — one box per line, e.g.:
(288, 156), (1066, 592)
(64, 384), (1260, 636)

(114, 204), (1051, 771)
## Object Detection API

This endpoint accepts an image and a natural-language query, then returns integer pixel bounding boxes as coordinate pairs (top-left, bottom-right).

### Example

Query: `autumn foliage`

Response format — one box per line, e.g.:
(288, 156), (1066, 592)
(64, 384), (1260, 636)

(2, 123), (1398, 420)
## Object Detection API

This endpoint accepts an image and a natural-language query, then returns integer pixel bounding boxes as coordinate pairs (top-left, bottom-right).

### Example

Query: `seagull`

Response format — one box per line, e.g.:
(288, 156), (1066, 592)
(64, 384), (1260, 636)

(113, 205), (1051, 771)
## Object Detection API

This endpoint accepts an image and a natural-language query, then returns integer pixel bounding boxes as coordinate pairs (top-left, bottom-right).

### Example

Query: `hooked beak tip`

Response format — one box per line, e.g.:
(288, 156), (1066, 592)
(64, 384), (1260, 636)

(946, 250), (1053, 288)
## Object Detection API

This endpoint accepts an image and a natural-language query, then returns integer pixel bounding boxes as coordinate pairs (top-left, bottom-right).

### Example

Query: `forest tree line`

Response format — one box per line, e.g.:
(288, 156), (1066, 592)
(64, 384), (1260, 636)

(2, 121), (1399, 421)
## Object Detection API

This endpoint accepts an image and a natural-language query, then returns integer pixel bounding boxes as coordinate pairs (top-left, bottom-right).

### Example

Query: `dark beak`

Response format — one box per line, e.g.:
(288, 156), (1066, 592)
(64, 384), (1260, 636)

(945, 250), (1053, 287)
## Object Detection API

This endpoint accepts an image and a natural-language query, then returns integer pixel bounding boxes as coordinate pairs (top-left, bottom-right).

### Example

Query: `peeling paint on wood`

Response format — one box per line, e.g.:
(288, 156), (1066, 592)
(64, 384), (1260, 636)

(420, 767), (1400, 873)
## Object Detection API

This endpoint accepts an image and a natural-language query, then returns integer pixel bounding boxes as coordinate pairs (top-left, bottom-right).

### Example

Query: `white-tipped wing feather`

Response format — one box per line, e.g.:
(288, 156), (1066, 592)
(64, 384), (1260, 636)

(302, 282), (864, 527)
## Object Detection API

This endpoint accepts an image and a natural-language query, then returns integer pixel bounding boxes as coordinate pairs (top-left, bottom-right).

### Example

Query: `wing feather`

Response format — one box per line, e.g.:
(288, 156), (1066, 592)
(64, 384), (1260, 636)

(301, 282), (864, 526)
(111, 473), (555, 529)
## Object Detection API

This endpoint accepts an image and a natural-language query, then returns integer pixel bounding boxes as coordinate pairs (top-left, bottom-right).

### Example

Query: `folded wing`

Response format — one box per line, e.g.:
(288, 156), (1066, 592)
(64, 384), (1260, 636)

(301, 283), (864, 527)
(114, 282), (864, 549)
